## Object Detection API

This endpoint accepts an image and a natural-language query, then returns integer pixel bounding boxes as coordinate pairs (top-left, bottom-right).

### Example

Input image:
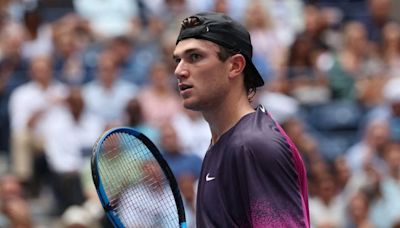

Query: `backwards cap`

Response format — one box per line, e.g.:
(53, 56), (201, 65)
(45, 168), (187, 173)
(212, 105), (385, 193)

(176, 12), (264, 88)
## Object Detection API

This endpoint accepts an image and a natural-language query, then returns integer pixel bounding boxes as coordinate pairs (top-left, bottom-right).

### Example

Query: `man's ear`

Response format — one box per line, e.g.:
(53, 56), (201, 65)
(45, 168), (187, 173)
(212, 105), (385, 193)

(228, 54), (246, 79)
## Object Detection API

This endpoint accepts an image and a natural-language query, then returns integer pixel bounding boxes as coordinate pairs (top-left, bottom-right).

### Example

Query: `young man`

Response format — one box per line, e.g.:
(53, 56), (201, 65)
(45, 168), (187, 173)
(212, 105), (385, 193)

(173, 12), (310, 227)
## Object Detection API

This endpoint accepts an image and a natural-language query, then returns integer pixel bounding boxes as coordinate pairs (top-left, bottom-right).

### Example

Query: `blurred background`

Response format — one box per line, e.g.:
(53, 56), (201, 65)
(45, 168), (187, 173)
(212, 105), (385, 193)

(1, 0), (400, 227)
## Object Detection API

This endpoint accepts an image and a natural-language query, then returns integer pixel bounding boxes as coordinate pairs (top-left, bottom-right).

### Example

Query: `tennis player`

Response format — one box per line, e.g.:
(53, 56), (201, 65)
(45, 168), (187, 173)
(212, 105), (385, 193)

(173, 12), (310, 227)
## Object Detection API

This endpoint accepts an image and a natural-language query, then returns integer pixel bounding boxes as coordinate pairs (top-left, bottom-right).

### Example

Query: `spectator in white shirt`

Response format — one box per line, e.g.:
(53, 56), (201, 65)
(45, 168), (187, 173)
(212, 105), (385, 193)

(83, 49), (138, 127)
(171, 109), (210, 159)
(8, 55), (68, 185)
(42, 86), (105, 214)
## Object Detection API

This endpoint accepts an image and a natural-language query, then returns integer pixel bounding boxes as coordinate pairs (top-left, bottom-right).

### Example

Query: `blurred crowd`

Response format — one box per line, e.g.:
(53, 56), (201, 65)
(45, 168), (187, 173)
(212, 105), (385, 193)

(0, 0), (400, 227)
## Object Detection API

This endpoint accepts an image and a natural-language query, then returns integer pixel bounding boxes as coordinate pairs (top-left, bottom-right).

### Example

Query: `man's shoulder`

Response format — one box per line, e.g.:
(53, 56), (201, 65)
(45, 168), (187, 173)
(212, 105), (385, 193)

(229, 113), (281, 147)
(227, 113), (293, 162)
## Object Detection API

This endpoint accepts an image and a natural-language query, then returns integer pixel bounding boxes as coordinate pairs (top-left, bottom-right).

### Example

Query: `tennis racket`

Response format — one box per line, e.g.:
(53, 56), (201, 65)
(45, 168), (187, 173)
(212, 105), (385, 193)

(91, 127), (186, 228)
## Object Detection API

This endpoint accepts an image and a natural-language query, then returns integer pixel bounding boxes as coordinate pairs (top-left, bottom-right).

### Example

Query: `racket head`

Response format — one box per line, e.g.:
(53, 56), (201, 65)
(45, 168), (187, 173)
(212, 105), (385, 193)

(91, 127), (186, 228)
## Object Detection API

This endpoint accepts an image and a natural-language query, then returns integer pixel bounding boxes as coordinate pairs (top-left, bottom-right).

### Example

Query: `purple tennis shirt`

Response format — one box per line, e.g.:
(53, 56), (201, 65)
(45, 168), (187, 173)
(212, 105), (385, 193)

(196, 106), (310, 228)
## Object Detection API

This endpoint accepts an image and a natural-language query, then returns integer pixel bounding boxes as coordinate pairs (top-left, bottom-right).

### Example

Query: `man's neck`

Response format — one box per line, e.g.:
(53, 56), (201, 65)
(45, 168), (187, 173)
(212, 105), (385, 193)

(203, 94), (254, 145)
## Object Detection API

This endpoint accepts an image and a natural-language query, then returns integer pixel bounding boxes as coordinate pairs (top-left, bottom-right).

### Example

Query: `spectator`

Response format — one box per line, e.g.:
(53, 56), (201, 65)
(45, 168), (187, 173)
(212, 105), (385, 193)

(363, 0), (393, 44)
(382, 77), (400, 141)
(42, 87), (104, 214)
(244, 0), (285, 81)
(20, 8), (53, 60)
(124, 97), (160, 147)
(326, 21), (375, 101)
(0, 174), (24, 202)
(309, 172), (346, 227)
(382, 141), (400, 182)
(0, 174), (33, 227)
(8, 55), (68, 187)
(51, 15), (92, 85)
(83, 49), (138, 126)
(361, 158), (400, 227)
(159, 122), (202, 180)
(171, 108), (210, 159)
(285, 33), (330, 105)
(0, 21), (30, 155)
(109, 35), (161, 86)
(138, 61), (182, 127)
(346, 190), (374, 228)
(333, 156), (353, 198)
(346, 118), (390, 173)
(381, 22), (400, 78)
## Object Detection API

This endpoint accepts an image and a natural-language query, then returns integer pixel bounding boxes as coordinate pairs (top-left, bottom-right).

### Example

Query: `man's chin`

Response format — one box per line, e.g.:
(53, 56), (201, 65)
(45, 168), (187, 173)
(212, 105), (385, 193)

(183, 101), (201, 111)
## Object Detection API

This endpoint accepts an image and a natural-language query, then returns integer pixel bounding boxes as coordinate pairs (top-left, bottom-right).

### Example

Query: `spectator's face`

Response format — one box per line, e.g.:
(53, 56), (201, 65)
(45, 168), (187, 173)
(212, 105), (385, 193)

(2, 25), (25, 57)
(365, 120), (390, 147)
(344, 22), (367, 53)
(214, 0), (227, 14)
(348, 192), (369, 223)
(125, 99), (143, 125)
(160, 123), (180, 154)
(334, 157), (351, 186)
(245, 2), (269, 29)
(150, 63), (171, 90)
(55, 32), (76, 56)
(383, 22), (400, 46)
(67, 88), (85, 120)
(30, 56), (53, 84)
(391, 102), (400, 116)
(383, 143), (400, 170)
(111, 40), (132, 61)
(173, 39), (231, 111)
(0, 175), (22, 201)
(304, 5), (323, 34)
(369, 0), (390, 21)
(97, 52), (117, 85)
(317, 176), (336, 202)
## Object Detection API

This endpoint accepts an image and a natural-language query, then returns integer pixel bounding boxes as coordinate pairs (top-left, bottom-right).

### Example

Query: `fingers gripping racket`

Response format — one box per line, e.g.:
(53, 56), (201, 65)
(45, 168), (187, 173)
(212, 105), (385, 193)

(91, 127), (186, 228)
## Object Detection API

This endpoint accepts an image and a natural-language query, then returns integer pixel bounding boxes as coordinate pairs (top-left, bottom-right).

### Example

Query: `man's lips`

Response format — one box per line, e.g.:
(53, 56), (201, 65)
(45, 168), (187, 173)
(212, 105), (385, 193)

(178, 83), (193, 92)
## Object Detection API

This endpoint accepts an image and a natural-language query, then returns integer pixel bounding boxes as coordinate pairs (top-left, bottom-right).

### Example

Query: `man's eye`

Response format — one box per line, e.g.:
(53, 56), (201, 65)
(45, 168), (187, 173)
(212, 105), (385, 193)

(174, 58), (181, 64)
(190, 53), (201, 61)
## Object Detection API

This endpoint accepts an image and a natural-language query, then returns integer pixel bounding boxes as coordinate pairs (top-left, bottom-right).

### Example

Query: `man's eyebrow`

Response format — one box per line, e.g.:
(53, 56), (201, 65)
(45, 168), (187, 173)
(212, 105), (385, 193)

(172, 48), (202, 60)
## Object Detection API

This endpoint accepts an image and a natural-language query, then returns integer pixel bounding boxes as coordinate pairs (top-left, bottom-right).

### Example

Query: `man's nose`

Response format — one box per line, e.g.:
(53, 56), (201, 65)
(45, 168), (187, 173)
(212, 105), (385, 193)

(174, 61), (189, 80)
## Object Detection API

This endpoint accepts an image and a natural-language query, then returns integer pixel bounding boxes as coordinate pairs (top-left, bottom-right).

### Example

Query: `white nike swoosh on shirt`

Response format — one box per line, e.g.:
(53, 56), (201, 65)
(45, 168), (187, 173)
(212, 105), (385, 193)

(206, 173), (215, 182)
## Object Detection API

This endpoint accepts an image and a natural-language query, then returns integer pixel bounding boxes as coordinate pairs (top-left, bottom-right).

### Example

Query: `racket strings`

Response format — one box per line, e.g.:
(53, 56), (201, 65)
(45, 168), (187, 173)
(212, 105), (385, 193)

(98, 132), (180, 227)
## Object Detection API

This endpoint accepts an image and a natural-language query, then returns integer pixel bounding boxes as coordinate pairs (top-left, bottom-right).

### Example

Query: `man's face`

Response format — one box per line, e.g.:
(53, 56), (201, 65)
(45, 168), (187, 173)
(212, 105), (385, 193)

(173, 38), (231, 111)
(30, 56), (53, 84)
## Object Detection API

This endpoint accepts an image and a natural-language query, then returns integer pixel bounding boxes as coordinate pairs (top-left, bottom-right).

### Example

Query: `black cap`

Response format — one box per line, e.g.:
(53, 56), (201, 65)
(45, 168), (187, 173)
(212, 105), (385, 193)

(176, 12), (264, 87)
